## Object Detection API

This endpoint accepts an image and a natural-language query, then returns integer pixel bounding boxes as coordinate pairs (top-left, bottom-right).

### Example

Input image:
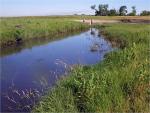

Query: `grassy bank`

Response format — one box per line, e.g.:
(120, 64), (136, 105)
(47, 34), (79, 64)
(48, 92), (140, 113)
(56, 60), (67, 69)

(33, 23), (150, 112)
(1, 16), (149, 47)
(0, 17), (88, 47)
(2, 16), (149, 20)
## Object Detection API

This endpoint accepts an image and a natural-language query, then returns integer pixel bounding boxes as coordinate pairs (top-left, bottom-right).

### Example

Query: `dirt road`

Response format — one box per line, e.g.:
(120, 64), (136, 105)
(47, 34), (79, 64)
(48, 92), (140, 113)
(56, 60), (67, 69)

(74, 19), (150, 24)
(74, 19), (120, 25)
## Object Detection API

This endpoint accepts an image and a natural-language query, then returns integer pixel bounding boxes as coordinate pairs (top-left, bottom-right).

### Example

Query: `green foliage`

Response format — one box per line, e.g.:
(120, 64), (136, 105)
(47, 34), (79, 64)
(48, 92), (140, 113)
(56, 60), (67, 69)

(33, 24), (150, 112)
(132, 6), (136, 16)
(33, 86), (78, 113)
(128, 6), (136, 16)
(98, 4), (109, 16)
(119, 6), (128, 16)
(91, 5), (96, 11)
(91, 4), (109, 16)
(140, 10), (150, 16)
(108, 9), (118, 16)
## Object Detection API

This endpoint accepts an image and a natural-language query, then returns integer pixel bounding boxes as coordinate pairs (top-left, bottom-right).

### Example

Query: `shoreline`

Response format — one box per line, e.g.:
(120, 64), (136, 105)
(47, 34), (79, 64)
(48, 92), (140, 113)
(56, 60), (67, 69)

(32, 23), (149, 112)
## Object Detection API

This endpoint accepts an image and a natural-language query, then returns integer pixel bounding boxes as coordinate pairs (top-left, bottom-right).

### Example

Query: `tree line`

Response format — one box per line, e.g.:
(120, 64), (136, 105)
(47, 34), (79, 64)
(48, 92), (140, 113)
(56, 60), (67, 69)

(91, 4), (150, 16)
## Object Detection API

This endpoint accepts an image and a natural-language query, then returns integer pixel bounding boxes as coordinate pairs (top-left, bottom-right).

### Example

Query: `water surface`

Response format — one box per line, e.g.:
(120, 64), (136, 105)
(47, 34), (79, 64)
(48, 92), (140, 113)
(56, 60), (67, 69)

(0, 28), (114, 112)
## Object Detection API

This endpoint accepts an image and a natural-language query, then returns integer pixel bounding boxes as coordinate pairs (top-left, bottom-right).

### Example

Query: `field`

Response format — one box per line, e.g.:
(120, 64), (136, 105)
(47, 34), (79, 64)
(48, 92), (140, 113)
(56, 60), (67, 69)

(5, 15), (149, 20)
(32, 23), (150, 112)
(0, 16), (149, 48)
(0, 17), (88, 47)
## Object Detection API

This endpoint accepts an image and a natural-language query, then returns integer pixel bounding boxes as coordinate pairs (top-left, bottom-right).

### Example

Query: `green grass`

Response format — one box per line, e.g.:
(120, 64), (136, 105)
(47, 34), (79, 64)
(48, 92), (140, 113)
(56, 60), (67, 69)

(32, 23), (150, 113)
(0, 17), (88, 47)
(3, 15), (149, 20)
(1, 16), (149, 47)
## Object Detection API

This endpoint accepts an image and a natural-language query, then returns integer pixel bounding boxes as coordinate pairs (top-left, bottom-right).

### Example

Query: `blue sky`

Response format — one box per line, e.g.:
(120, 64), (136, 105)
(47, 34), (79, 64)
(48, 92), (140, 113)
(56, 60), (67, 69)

(0, 0), (149, 17)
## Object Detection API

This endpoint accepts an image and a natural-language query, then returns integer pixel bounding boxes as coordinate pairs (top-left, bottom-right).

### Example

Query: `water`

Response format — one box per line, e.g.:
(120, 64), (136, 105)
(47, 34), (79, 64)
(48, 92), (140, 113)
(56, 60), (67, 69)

(0, 28), (114, 112)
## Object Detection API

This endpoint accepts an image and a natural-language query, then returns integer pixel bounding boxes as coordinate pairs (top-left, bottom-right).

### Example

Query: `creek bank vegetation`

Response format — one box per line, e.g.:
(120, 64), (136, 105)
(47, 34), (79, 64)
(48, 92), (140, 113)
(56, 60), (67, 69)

(0, 18), (88, 48)
(32, 23), (150, 113)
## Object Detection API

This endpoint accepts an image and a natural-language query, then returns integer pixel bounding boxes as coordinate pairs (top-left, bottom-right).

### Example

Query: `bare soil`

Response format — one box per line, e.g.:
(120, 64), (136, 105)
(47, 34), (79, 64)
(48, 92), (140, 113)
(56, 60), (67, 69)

(74, 18), (150, 24)
(74, 19), (120, 25)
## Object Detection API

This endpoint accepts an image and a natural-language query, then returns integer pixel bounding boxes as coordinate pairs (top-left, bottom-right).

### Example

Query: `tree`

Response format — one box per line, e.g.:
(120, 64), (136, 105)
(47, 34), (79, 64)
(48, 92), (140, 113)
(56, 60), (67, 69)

(132, 6), (136, 16)
(91, 4), (109, 16)
(91, 5), (96, 11)
(91, 5), (99, 16)
(140, 10), (150, 16)
(98, 4), (109, 16)
(108, 9), (118, 16)
(128, 6), (136, 16)
(119, 6), (127, 16)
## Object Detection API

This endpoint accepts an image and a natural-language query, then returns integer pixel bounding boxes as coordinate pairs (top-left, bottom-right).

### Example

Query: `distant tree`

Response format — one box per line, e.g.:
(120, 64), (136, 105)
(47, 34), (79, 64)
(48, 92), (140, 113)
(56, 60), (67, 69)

(128, 6), (136, 16)
(74, 14), (78, 16)
(108, 9), (118, 16)
(91, 5), (96, 11)
(119, 6), (127, 16)
(132, 6), (136, 15)
(140, 10), (150, 16)
(98, 4), (109, 16)
(91, 5), (99, 16)
(91, 4), (109, 16)
(81, 14), (86, 16)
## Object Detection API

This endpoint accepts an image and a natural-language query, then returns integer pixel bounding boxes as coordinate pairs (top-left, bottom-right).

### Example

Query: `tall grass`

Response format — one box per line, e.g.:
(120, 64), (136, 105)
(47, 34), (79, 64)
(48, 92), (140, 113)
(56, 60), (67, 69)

(33, 23), (150, 112)
(0, 17), (88, 47)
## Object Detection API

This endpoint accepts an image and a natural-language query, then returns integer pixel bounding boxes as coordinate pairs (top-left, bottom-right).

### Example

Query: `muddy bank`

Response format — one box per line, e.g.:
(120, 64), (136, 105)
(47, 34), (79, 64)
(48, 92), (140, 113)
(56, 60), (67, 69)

(0, 27), (88, 49)
(98, 27), (127, 49)
(75, 18), (150, 25)
(121, 19), (150, 23)
(74, 19), (120, 25)
(0, 30), (87, 57)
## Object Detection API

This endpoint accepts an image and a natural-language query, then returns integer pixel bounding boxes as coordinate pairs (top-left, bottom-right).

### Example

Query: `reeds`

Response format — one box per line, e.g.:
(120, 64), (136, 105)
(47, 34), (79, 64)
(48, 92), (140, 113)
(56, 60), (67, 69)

(2, 87), (41, 112)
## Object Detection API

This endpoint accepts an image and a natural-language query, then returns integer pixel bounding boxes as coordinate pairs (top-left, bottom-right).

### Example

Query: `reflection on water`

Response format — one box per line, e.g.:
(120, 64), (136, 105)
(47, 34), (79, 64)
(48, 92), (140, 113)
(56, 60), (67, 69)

(0, 28), (114, 112)
(0, 30), (84, 57)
